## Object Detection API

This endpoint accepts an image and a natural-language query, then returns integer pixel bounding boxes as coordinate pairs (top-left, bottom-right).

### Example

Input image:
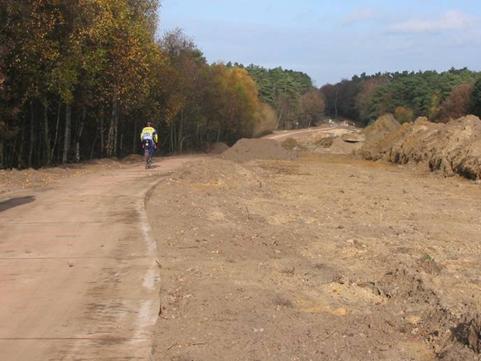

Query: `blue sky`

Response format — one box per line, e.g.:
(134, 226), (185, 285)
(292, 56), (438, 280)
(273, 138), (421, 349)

(159, 0), (481, 85)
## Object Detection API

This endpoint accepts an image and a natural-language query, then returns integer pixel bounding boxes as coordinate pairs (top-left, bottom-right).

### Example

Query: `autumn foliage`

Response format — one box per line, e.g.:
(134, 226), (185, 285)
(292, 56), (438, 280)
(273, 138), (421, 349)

(437, 84), (474, 122)
(0, 1), (321, 169)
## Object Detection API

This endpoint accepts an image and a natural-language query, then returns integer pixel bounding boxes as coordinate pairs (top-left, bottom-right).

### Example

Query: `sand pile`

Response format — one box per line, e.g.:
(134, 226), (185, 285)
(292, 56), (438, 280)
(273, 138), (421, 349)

(358, 114), (401, 160)
(359, 114), (481, 179)
(207, 142), (229, 154)
(173, 158), (264, 195)
(222, 138), (297, 162)
(363, 114), (401, 141)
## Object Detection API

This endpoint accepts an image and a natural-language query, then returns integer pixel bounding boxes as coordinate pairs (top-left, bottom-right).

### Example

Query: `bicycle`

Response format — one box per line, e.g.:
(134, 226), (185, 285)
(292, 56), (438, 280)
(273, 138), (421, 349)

(143, 139), (154, 169)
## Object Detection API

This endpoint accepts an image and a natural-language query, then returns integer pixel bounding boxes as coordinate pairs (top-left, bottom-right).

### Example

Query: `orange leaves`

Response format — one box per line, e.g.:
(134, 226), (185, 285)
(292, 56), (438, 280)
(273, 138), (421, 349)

(207, 64), (265, 137)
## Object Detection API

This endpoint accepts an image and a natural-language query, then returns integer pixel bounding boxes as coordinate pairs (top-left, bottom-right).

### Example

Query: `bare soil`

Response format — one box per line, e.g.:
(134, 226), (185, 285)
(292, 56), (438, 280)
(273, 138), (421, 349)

(147, 153), (481, 361)
(359, 115), (481, 180)
(222, 138), (297, 162)
(3, 125), (481, 361)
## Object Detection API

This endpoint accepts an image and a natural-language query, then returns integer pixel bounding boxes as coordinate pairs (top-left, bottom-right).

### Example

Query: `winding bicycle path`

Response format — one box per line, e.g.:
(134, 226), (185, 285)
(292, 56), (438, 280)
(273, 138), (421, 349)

(0, 157), (196, 361)
(0, 127), (348, 361)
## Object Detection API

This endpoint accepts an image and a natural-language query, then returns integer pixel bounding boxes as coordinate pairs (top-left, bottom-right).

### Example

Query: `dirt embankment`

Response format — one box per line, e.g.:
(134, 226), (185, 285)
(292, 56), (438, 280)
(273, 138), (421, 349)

(270, 127), (364, 155)
(359, 114), (481, 180)
(222, 138), (297, 162)
(148, 151), (481, 361)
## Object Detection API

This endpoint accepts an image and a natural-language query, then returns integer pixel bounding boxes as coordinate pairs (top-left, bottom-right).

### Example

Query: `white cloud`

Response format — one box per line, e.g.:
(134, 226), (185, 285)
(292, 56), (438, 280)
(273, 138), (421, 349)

(389, 10), (474, 33)
(344, 8), (376, 24)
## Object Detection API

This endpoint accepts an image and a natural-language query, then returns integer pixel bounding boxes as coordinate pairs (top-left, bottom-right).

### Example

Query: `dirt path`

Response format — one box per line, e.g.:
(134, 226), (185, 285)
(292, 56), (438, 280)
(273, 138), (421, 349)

(0, 156), (198, 361)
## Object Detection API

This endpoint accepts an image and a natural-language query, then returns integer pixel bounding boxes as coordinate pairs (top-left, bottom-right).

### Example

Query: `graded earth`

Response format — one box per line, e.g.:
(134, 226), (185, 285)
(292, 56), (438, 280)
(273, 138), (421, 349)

(1, 128), (481, 361)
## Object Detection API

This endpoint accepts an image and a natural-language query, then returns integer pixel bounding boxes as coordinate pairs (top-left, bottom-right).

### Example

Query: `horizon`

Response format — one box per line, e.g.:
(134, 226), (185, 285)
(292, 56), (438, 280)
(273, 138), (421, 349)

(159, 0), (481, 86)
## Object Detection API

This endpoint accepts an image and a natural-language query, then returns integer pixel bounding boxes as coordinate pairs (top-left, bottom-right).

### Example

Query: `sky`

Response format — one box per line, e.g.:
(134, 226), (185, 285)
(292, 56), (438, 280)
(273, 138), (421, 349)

(159, 0), (481, 85)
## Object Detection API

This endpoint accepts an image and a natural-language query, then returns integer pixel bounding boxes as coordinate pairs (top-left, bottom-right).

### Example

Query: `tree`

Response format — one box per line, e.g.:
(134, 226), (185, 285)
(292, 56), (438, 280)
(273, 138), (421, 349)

(394, 106), (414, 124)
(437, 83), (473, 122)
(299, 90), (325, 127)
(321, 69), (480, 125)
(245, 65), (314, 129)
(355, 77), (388, 125)
(471, 78), (481, 117)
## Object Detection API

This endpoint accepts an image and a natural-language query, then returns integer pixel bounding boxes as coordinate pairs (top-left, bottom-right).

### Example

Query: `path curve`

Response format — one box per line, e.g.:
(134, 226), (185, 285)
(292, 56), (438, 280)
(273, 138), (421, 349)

(0, 156), (198, 361)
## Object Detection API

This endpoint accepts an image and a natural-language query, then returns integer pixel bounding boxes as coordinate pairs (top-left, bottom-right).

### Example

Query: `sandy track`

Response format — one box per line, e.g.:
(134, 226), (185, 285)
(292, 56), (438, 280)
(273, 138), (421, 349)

(0, 156), (198, 361)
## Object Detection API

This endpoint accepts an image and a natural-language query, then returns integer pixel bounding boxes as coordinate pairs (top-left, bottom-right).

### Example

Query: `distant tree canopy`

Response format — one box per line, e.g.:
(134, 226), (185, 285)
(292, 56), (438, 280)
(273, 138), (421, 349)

(0, 0), (328, 169)
(227, 63), (324, 129)
(2, 1), (322, 169)
(320, 68), (481, 125)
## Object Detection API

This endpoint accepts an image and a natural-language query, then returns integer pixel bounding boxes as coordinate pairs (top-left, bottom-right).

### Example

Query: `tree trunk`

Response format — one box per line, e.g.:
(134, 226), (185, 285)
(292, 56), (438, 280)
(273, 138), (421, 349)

(132, 122), (137, 154)
(17, 117), (25, 168)
(0, 140), (4, 169)
(100, 112), (104, 157)
(216, 124), (221, 143)
(43, 102), (51, 165)
(119, 134), (123, 156)
(177, 110), (184, 152)
(106, 98), (118, 157)
(278, 110), (284, 130)
(63, 103), (72, 164)
(76, 107), (86, 162)
(169, 123), (174, 153)
(28, 101), (35, 168)
(51, 102), (61, 164)
(89, 133), (98, 160)
(195, 122), (200, 148)
(114, 110), (118, 156)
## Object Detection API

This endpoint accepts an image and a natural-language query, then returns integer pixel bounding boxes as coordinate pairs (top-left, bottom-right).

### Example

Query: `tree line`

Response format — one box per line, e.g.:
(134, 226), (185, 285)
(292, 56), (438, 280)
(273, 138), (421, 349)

(240, 64), (325, 129)
(320, 68), (481, 125)
(0, 1), (325, 170)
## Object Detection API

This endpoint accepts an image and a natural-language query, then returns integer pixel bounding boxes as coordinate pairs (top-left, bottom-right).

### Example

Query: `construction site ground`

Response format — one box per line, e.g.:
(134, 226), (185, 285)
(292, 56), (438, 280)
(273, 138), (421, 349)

(1, 126), (481, 360)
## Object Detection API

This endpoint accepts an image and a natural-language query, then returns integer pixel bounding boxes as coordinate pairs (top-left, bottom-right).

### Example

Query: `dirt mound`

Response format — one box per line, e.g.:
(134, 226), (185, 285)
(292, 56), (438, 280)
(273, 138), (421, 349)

(207, 142), (229, 154)
(363, 113), (401, 142)
(357, 114), (402, 160)
(176, 158), (256, 183)
(222, 138), (297, 162)
(359, 115), (481, 180)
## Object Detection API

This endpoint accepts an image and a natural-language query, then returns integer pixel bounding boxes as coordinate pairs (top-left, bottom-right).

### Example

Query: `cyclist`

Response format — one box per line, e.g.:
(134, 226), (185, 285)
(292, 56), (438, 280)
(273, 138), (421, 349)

(140, 121), (158, 168)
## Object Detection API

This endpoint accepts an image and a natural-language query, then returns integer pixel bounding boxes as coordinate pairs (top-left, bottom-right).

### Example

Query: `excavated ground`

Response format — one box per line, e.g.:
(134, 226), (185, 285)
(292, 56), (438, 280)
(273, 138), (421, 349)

(147, 153), (481, 361)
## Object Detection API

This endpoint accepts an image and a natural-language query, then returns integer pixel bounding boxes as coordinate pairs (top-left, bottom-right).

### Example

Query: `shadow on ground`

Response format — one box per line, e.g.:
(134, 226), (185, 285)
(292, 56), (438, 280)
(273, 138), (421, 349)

(0, 196), (35, 213)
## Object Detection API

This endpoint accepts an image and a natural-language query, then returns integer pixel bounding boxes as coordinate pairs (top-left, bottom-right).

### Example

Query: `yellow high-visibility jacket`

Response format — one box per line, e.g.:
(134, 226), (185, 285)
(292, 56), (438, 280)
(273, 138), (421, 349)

(140, 127), (158, 143)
